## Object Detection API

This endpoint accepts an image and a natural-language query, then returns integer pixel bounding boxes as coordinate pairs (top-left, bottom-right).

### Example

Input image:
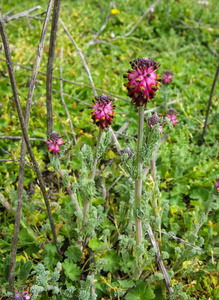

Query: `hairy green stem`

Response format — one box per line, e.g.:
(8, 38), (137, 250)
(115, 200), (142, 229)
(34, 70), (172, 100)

(135, 106), (144, 244)
(83, 128), (103, 228)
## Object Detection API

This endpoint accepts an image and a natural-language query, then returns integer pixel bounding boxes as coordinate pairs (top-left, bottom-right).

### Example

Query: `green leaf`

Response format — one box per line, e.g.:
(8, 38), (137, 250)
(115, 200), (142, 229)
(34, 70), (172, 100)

(19, 260), (32, 281)
(125, 282), (155, 300)
(103, 250), (121, 273)
(65, 246), (82, 263)
(89, 238), (104, 251)
(62, 259), (81, 282)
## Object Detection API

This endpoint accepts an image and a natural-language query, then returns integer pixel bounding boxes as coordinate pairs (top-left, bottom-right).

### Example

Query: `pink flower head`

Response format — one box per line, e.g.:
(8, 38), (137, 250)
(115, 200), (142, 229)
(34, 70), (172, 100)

(91, 94), (116, 130)
(161, 70), (173, 84)
(148, 112), (163, 133)
(46, 131), (65, 154)
(123, 58), (160, 108)
(215, 178), (219, 191)
(14, 290), (31, 300)
(167, 108), (178, 126)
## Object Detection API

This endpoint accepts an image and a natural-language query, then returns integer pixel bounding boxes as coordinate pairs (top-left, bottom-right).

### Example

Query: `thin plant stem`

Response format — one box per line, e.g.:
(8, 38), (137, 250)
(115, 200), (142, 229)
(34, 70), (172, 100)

(1, 0), (55, 292)
(135, 106), (144, 245)
(46, 0), (61, 136)
(55, 153), (82, 214)
(83, 128), (103, 228)
(0, 9), (61, 269)
(200, 63), (219, 143)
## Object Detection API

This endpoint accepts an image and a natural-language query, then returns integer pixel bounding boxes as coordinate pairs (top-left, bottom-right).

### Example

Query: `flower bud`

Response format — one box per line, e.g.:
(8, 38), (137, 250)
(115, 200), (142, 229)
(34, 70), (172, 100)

(91, 94), (116, 130)
(123, 58), (160, 108)
(46, 131), (65, 154)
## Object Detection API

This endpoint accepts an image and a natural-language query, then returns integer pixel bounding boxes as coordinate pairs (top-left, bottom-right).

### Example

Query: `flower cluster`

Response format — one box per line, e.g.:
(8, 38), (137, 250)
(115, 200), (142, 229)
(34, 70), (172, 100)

(161, 70), (173, 84)
(148, 113), (163, 133)
(167, 108), (178, 126)
(46, 131), (65, 154)
(91, 94), (116, 130)
(123, 58), (160, 108)
(14, 290), (31, 300)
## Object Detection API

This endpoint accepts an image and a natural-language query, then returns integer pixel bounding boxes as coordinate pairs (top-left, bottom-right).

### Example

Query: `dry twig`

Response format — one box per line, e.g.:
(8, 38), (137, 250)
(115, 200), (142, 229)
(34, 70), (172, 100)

(3, 6), (41, 23)
(0, 6), (61, 295)
(46, 0), (61, 136)
(60, 46), (77, 144)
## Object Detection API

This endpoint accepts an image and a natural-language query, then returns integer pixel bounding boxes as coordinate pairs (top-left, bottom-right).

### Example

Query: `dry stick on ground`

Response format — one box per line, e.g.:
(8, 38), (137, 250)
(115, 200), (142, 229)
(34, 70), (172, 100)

(156, 230), (204, 252)
(0, 135), (46, 141)
(112, 0), (161, 41)
(0, 57), (130, 102)
(60, 46), (77, 144)
(46, 0), (61, 136)
(1, 1), (56, 292)
(200, 64), (219, 143)
(2, 6), (41, 23)
(147, 224), (175, 296)
(87, 13), (111, 46)
(0, 11), (61, 292)
(59, 18), (98, 98)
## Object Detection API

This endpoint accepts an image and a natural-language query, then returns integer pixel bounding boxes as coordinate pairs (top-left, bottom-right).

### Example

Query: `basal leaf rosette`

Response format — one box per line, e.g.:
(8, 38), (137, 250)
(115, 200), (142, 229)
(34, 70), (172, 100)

(91, 94), (116, 130)
(123, 58), (160, 108)
(46, 131), (65, 154)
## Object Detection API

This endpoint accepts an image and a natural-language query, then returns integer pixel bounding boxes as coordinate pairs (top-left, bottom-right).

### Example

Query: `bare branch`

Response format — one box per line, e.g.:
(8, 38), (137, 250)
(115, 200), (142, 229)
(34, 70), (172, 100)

(112, 0), (161, 41)
(59, 18), (98, 97)
(1, 1), (57, 292)
(0, 9), (61, 296)
(3, 6), (41, 23)
(0, 135), (46, 141)
(60, 46), (77, 144)
(47, 0), (61, 136)
(87, 14), (111, 46)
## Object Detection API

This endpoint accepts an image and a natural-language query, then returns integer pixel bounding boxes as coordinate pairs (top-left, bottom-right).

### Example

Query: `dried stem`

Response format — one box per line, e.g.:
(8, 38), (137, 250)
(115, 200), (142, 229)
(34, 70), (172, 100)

(59, 18), (98, 97)
(3, 6), (41, 23)
(112, 0), (161, 41)
(200, 64), (219, 143)
(60, 46), (77, 144)
(1, 0), (55, 292)
(0, 11), (61, 283)
(0, 135), (46, 141)
(147, 224), (175, 296)
(46, 0), (61, 136)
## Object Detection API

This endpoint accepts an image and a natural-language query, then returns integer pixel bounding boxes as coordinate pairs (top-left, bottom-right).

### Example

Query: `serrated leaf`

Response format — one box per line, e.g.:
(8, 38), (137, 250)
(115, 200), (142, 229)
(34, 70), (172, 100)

(65, 246), (82, 263)
(103, 250), (121, 273)
(125, 282), (155, 300)
(62, 259), (81, 282)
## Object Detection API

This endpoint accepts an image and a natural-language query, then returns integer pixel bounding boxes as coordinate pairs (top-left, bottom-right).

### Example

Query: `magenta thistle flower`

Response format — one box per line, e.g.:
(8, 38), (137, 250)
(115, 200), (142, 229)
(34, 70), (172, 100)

(91, 94), (116, 130)
(123, 58), (160, 108)
(161, 70), (173, 84)
(215, 178), (219, 191)
(46, 131), (65, 154)
(148, 112), (163, 132)
(167, 108), (178, 126)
